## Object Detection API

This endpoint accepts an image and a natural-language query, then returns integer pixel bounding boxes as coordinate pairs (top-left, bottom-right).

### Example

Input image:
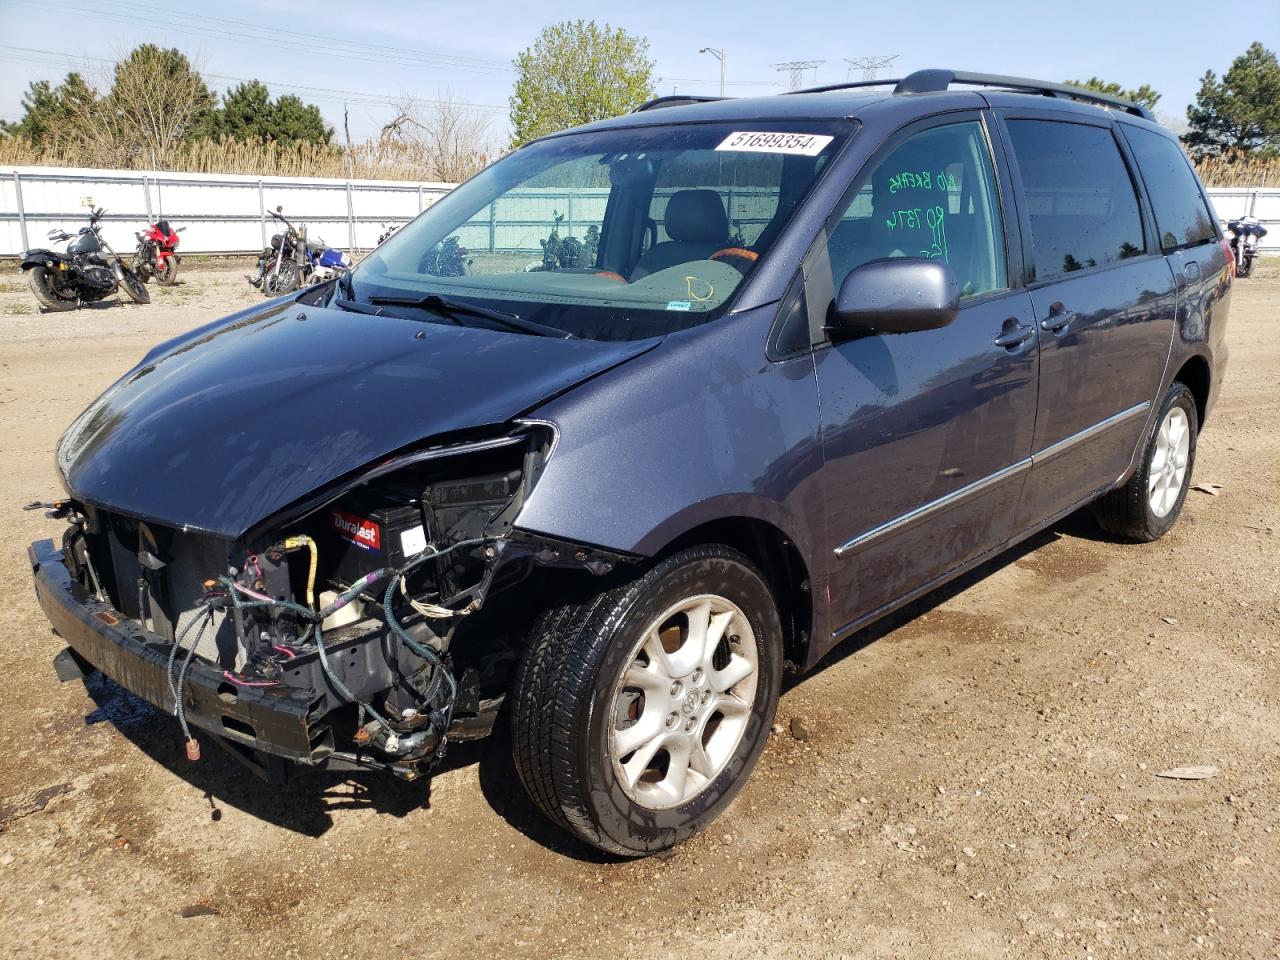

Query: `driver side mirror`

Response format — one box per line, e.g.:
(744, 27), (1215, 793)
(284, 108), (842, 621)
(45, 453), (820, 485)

(826, 258), (959, 339)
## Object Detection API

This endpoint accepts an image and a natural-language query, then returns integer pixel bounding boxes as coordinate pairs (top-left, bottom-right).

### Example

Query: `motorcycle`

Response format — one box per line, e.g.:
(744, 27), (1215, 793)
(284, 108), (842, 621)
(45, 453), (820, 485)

(132, 220), (184, 286)
(1225, 216), (1268, 278)
(19, 207), (150, 312)
(248, 206), (351, 297)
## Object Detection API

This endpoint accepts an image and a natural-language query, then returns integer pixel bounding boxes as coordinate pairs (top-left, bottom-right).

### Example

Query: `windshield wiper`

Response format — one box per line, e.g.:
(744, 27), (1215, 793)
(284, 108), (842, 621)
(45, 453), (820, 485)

(367, 292), (576, 339)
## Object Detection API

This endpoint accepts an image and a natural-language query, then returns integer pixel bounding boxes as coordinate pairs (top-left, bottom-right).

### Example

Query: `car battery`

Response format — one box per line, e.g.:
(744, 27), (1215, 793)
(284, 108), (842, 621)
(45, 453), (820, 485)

(323, 488), (431, 590)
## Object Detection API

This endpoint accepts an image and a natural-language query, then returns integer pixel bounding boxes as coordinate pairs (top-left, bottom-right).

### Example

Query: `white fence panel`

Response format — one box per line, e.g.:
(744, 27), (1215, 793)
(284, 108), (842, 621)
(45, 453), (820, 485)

(2, 165), (1275, 257)
(0, 166), (453, 257)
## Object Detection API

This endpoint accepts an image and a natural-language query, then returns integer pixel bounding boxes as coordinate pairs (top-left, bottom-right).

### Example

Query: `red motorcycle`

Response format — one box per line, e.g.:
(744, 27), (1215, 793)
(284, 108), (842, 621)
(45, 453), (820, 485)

(132, 220), (184, 286)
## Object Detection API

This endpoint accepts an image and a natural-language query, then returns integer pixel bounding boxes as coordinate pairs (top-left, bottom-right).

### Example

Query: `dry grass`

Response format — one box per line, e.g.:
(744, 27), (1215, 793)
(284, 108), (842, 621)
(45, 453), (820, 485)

(1193, 153), (1280, 188)
(0, 136), (465, 182)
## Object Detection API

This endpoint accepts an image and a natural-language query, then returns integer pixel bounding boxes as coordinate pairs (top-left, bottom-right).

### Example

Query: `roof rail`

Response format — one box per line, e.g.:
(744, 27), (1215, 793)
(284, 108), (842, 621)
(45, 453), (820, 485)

(788, 69), (1155, 121)
(894, 69), (1155, 120)
(633, 95), (725, 113)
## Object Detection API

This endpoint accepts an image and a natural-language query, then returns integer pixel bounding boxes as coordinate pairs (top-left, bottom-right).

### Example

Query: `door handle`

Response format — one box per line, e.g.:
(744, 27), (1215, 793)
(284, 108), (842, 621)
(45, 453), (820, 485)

(993, 321), (1035, 348)
(1041, 312), (1075, 333)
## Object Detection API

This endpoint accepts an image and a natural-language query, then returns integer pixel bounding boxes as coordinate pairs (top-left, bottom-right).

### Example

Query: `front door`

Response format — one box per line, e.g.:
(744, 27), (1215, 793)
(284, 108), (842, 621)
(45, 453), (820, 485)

(997, 114), (1177, 529)
(813, 115), (1039, 641)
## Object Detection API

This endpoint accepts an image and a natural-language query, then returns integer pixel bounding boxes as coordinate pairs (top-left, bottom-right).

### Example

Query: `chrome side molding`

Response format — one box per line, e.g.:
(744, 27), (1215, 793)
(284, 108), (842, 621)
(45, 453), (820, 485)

(833, 401), (1152, 558)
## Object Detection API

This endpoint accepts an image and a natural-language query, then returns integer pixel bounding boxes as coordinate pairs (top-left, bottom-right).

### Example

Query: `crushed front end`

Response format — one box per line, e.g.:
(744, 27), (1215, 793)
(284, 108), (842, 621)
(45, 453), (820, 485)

(29, 424), (625, 781)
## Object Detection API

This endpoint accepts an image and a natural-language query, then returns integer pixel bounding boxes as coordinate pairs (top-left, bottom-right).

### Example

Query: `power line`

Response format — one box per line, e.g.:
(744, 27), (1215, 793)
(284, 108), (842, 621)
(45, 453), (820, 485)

(772, 60), (824, 92)
(844, 56), (899, 81)
(0, 45), (507, 113)
(8, 0), (516, 76)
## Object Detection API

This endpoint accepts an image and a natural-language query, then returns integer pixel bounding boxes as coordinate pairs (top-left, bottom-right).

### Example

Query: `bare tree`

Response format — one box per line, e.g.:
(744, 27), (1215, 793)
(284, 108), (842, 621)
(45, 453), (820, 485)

(68, 45), (214, 169)
(380, 91), (493, 182)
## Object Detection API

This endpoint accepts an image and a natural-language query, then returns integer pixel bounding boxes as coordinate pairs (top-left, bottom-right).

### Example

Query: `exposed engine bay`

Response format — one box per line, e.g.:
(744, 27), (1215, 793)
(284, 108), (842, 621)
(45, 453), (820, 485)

(45, 424), (627, 781)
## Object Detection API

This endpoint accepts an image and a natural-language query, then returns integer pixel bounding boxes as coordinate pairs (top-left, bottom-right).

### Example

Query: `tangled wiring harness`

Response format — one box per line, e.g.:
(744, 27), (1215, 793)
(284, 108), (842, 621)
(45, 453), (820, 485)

(163, 535), (489, 765)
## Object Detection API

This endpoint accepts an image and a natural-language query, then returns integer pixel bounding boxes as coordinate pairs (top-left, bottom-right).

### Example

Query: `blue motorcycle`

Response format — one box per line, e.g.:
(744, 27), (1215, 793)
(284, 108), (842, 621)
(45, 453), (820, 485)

(249, 206), (351, 297)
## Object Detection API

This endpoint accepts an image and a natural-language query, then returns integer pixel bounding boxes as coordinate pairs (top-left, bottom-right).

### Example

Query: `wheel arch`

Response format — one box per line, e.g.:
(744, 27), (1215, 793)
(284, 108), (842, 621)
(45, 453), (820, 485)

(1172, 354), (1211, 429)
(651, 515), (814, 673)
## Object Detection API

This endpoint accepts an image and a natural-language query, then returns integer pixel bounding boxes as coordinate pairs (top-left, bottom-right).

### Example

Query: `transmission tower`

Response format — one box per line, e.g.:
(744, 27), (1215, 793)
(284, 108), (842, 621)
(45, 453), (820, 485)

(772, 60), (824, 91)
(844, 55), (898, 81)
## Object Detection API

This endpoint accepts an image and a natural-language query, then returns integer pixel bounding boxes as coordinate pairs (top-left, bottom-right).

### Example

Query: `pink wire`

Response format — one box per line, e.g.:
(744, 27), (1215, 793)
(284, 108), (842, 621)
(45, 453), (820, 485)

(222, 670), (278, 688)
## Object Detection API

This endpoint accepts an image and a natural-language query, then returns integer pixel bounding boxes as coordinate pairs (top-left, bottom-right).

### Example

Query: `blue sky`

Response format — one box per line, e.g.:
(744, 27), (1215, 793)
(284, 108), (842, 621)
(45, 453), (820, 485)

(0, 0), (1275, 144)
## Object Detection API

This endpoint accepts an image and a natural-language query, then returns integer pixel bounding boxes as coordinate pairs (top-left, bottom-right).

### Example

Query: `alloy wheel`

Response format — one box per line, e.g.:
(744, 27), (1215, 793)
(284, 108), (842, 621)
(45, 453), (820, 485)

(609, 594), (758, 810)
(1148, 406), (1190, 518)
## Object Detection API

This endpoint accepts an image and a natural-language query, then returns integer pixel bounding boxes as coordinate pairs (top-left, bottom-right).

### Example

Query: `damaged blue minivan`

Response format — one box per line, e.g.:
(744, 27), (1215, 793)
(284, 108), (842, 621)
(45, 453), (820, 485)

(30, 70), (1230, 855)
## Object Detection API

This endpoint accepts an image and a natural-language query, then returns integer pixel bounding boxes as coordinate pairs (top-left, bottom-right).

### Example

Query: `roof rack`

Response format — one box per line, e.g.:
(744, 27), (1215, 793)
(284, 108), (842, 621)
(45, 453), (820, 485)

(790, 69), (1155, 121)
(633, 95), (725, 113)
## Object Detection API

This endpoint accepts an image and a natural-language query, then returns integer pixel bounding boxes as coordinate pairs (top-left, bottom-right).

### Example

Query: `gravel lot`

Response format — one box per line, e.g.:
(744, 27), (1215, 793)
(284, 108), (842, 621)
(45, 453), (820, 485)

(0, 263), (1276, 959)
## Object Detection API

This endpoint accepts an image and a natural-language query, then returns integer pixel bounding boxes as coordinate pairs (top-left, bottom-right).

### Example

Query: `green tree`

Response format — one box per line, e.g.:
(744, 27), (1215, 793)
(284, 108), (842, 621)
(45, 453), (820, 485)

(203, 81), (332, 143)
(93, 45), (216, 166)
(508, 20), (654, 147)
(1064, 77), (1161, 111)
(1184, 42), (1280, 159)
(1, 73), (97, 145)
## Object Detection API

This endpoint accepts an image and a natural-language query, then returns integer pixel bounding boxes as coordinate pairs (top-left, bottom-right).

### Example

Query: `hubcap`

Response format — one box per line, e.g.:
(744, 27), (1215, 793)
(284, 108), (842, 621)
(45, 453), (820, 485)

(1148, 406), (1190, 518)
(609, 595), (758, 810)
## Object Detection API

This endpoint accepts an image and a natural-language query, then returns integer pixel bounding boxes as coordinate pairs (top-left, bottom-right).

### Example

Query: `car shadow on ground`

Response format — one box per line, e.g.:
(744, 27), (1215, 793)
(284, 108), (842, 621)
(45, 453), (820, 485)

(76, 508), (1114, 859)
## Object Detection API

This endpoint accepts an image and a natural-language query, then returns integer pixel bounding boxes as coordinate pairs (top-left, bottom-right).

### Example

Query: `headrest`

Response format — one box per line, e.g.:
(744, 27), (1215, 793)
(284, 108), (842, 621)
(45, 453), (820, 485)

(664, 189), (729, 243)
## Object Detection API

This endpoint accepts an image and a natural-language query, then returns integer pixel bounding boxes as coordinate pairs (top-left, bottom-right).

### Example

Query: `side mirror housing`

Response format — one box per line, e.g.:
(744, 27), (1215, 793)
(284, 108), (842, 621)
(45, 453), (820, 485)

(827, 258), (960, 339)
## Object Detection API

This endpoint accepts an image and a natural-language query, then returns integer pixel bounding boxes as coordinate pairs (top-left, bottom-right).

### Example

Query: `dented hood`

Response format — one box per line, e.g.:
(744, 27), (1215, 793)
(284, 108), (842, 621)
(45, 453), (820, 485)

(58, 300), (658, 538)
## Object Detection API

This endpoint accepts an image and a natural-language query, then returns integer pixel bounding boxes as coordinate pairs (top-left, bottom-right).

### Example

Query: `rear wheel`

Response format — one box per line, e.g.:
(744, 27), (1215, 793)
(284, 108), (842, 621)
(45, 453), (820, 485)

(27, 267), (78, 312)
(1094, 381), (1198, 541)
(119, 268), (150, 304)
(511, 545), (782, 856)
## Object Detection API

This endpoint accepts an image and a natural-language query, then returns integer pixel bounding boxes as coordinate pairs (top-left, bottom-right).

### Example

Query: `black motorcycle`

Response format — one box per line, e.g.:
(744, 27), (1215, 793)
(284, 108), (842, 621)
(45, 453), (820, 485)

(1225, 216), (1268, 278)
(19, 207), (150, 311)
(247, 206), (350, 297)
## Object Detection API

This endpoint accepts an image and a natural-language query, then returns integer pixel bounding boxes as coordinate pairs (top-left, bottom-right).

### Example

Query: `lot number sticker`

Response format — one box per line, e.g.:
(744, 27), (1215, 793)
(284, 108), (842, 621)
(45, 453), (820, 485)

(716, 131), (834, 156)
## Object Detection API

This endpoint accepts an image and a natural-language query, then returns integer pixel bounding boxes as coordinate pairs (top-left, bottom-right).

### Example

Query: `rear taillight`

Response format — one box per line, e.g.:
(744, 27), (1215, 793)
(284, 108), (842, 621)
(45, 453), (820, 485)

(1221, 238), (1236, 278)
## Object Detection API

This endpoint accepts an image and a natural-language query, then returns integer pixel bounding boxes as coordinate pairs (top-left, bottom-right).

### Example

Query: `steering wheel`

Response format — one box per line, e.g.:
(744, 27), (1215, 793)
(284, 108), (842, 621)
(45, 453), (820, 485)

(709, 247), (759, 274)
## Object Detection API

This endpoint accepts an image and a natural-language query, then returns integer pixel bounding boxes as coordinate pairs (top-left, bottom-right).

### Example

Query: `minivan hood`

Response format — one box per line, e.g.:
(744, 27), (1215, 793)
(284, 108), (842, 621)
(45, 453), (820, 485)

(58, 301), (658, 538)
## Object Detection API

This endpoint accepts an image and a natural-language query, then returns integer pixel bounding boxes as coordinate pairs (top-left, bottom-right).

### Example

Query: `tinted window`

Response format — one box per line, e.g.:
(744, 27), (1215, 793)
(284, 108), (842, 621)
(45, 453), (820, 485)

(1006, 120), (1145, 279)
(828, 121), (1007, 299)
(1123, 126), (1217, 251)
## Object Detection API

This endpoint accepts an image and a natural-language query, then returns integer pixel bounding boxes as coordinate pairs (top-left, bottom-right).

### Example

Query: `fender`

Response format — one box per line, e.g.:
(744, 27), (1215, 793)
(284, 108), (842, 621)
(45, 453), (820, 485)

(19, 249), (70, 271)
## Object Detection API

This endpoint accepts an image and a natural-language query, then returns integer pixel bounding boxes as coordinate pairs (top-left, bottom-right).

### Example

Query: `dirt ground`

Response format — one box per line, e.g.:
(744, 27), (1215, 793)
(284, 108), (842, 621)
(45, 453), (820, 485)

(0, 263), (1275, 960)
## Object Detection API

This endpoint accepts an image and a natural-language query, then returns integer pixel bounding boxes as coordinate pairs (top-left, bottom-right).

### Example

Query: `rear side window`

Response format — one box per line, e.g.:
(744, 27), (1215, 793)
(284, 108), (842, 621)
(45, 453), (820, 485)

(1005, 120), (1145, 280)
(1122, 126), (1217, 251)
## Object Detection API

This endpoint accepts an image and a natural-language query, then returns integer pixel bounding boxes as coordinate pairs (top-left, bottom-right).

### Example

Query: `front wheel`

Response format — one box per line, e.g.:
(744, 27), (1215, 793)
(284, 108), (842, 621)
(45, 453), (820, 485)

(511, 545), (782, 856)
(262, 259), (299, 297)
(27, 267), (79, 312)
(118, 268), (150, 304)
(1238, 254), (1253, 278)
(155, 257), (178, 286)
(1093, 381), (1198, 541)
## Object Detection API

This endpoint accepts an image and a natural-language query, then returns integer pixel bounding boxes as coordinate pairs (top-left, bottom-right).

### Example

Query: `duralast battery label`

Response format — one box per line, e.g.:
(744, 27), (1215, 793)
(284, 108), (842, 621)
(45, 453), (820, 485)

(331, 509), (381, 551)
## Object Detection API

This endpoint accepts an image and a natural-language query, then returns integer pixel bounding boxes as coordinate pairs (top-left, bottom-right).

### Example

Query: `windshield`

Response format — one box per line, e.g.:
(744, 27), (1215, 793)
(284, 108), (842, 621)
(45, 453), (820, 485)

(347, 120), (851, 340)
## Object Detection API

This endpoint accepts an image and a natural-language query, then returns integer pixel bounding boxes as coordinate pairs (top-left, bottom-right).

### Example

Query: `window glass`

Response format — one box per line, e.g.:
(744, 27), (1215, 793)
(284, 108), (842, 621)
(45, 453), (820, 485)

(1005, 119), (1145, 279)
(1123, 126), (1217, 251)
(828, 121), (1007, 299)
(649, 152), (783, 248)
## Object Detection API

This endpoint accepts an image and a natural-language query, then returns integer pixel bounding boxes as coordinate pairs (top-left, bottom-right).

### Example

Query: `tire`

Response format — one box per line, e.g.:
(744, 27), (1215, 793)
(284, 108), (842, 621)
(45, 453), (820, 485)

(27, 267), (79, 312)
(155, 258), (178, 286)
(511, 545), (782, 856)
(118, 268), (150, 304)
(1238, 255), (1253, 278)
(263, 260), (299, 297)
(1094, 381), (1198, 541)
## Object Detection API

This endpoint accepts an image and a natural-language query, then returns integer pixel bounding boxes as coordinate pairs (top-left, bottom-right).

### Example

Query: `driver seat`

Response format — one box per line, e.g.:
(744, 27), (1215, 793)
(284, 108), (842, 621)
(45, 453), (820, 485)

(632, 189), (730, 279)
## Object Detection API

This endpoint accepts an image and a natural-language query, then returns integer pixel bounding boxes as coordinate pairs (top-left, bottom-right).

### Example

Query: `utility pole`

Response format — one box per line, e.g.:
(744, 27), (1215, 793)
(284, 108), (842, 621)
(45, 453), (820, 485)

(772, 60), (824, 92)
(844, 55), (898, 81)
(699, 47), (726, 97)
